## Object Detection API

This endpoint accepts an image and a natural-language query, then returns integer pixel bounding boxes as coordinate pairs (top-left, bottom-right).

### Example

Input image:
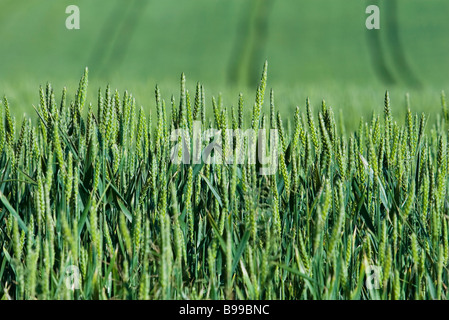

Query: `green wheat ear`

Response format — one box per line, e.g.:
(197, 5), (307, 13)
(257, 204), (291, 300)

(3, 96), (14, 145)
(251, 60), (268, 131)
(0, 104), (5, 155)
(306, 98), (320, 156)
(441, 90), (447, 121)
(292, 106), (301, 154)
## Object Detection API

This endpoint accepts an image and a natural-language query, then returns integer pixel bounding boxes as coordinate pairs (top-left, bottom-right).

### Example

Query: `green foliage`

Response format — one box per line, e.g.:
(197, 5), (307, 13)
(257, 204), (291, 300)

(0, 64), (448, 300)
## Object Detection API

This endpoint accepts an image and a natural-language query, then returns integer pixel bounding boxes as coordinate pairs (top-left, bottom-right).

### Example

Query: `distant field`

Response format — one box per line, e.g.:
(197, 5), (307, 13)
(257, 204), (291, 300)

(0, 0), (448, 122)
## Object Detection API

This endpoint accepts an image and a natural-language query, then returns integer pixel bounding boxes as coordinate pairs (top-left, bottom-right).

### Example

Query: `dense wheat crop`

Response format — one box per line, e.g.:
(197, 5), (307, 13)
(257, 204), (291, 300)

(0, 63), (448, 300)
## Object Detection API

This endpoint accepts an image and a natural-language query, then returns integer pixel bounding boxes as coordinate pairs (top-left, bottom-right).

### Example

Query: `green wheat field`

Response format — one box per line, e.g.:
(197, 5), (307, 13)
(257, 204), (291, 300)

(0, 63), (448, 300)
(1, 0), (449, 301)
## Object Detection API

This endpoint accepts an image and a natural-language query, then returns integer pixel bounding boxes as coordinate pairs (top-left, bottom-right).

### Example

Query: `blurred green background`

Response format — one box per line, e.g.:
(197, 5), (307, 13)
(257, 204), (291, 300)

(1, 0), (448, 127)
